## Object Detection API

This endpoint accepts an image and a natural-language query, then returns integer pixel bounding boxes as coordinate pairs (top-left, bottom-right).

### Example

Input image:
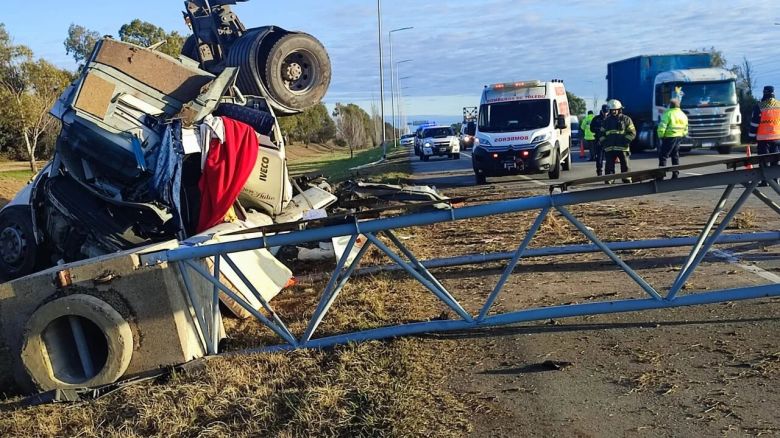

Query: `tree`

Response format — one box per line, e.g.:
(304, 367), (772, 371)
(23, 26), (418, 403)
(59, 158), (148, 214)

(119, 19), (184, 58)
(64, 24), (101, 65)
(333, 103), (373, 158)
(278, 104), (336, 145)
(566, 91), (587, 116)
(2, 24), (71, 169)
(0, 58), (71, 171)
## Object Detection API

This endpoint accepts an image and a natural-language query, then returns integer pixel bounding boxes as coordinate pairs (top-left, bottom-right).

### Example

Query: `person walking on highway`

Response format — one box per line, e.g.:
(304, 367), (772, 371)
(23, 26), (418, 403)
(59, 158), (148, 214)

(657, 98), (688, 179)
(599, 99), (636, 184)
(589, 104), (609, 176)
(749, 85), (780, 186)
(581, 110), (596, 161)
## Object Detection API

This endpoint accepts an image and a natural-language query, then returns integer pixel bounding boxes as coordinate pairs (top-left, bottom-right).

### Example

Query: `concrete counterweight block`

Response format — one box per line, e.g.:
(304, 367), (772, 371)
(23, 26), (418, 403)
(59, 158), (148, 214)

(0, 241), (221, 393)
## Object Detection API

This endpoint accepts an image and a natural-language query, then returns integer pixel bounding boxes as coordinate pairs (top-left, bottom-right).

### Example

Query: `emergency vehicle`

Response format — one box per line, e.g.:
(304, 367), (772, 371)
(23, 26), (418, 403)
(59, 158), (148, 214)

(472, 80), (572, 184)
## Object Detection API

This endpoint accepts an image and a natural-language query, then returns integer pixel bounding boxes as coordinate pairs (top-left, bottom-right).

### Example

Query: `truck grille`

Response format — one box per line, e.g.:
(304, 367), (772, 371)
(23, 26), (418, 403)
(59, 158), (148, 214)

(434, 140), (450, 147)
(687, 114), (730, 139)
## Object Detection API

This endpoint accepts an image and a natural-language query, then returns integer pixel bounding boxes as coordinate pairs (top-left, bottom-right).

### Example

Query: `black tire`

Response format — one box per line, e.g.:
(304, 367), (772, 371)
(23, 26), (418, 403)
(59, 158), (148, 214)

(422, 155), (429, 162)
(264, 32), (331, 112)
(548, 148), (561, 179)
(0, 206), (38, 281)
(717, 146), (731, 155)
(562, 148), (571, 171)
(453, 153), (461, 160)
(475, 172), (487, 185)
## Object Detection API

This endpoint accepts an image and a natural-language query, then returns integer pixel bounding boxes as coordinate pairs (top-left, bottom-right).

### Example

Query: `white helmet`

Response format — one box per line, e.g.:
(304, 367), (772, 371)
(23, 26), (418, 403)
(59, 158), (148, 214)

(607, 99), (623, 110)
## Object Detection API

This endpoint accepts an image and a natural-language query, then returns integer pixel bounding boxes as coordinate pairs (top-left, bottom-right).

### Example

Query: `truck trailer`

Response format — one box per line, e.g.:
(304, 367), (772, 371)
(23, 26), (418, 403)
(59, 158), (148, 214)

(606, 54), (741, 154)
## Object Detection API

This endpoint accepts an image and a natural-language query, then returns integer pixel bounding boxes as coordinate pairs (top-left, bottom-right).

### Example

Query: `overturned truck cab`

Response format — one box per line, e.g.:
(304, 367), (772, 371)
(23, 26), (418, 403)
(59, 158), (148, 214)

(0, 15), (330, 281)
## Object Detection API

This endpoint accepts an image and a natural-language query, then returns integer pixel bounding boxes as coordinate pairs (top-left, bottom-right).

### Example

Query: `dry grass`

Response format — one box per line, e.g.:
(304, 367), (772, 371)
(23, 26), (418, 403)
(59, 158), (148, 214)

(730, 210), (758, 230)
(0, 341), (472, 437)
(0, 271), (473, 438)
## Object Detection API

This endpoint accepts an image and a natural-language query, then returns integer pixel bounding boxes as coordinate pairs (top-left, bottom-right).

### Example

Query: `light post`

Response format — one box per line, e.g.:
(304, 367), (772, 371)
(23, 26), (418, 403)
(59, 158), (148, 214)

(397, 76), (412, 134)
(389, 26), (413, 149)
(377, 0), (387, 158)
(394, 61), (412, 139)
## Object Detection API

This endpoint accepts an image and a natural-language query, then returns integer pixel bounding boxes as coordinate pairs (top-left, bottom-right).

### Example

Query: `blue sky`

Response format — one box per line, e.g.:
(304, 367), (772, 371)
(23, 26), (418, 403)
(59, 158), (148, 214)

(3, 0), (779, 117)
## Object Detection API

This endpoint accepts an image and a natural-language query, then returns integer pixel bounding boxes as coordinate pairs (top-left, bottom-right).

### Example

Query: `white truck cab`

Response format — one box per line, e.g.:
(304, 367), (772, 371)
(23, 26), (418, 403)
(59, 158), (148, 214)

(652, 68), (741, 154)
(472, 80), (572, 184)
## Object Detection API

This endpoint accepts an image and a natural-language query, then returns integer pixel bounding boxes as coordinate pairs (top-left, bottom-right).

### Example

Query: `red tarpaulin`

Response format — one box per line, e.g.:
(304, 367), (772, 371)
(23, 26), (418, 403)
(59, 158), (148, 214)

(197, 117), (259, 233)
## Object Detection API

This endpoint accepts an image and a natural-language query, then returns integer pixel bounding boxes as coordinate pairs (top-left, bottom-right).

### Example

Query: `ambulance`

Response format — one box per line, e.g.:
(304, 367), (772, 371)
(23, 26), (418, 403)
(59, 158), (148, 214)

(472, 80), (572, 184)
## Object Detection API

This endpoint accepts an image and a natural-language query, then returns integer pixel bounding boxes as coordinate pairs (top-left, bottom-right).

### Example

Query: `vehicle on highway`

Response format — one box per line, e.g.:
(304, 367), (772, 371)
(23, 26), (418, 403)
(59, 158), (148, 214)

(460, 120), (477, 150)
(607, 54), (740, 154)
(419, 126), (460, 161)
(472, 80), (572, 184)
(570, 115), (582, 152)
(400, 133), (415, 147)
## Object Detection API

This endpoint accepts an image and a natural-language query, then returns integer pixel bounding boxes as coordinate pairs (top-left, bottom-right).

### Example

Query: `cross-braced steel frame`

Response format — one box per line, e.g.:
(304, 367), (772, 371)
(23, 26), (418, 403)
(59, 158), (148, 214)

(143, 162), (780, 355)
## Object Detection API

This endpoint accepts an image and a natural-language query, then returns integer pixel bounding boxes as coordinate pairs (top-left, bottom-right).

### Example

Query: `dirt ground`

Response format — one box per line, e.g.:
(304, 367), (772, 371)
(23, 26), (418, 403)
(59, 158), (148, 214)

(1, 166), (779, 436)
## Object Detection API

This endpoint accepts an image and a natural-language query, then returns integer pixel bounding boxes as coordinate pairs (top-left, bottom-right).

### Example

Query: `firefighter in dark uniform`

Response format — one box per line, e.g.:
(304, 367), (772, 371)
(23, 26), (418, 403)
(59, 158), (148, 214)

(589, 104), (609, 176)
(749, 85), (780, 186)
(599, 99), (636, 184)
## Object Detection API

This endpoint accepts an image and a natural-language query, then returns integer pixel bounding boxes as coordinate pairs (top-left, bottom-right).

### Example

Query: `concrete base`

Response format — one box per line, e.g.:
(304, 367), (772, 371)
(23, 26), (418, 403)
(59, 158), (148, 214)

(0, 241), (221, 393)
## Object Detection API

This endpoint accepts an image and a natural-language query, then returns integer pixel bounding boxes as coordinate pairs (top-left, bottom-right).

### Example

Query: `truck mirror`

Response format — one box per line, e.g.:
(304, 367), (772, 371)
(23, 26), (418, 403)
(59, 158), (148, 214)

(556, 115), (568, 130)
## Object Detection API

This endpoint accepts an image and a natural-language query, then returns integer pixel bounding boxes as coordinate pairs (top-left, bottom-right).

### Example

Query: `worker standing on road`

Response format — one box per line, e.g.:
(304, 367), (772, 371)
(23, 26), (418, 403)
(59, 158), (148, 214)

(657, 99), (688, 179)
(599, 100), (636, 184)
(589, 104), (609, 176)
(749, 85), (780, 186)
(581, 110), (596, 161)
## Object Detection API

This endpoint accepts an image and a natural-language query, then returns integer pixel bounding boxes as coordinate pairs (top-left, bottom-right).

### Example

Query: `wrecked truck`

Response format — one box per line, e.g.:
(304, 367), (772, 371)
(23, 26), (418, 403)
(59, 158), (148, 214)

(0, 1), (332, 281)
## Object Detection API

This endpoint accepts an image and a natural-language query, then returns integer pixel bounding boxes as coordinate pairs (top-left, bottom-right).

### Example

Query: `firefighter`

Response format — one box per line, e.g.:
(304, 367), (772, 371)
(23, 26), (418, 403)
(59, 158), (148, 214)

(589, 104), (609, 176)
(749, 85), (780, 186)
(581, 110), (596, 161)
(656, 98), (688, 179)
(599, 99), (636, 184)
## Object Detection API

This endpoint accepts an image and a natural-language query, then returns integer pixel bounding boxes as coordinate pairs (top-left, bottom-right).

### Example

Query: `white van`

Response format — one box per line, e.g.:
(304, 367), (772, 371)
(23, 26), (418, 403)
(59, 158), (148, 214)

(472, 80), (572, 184)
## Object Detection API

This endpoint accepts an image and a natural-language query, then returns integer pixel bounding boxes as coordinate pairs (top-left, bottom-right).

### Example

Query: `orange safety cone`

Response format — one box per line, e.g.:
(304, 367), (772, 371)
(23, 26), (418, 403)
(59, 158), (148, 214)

(745, 144), (753, 169)
(579, 139), (586, 159)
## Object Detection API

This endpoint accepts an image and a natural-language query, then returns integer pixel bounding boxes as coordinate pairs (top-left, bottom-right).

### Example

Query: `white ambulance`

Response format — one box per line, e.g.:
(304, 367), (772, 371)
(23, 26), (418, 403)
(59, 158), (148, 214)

(472, 80), (572, 184)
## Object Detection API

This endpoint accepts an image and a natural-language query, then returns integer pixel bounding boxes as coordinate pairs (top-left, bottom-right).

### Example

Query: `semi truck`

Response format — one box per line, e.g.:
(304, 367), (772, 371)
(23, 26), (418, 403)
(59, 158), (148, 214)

(607, 54), (741, 154)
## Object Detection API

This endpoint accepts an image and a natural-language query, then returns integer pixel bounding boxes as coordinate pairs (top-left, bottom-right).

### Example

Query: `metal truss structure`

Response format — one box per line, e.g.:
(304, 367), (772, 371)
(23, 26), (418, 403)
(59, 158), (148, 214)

(143, 156), (780, 355)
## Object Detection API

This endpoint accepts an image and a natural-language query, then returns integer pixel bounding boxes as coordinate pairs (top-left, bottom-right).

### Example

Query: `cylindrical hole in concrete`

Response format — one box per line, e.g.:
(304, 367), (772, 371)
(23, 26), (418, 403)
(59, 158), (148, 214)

(40, 315), (109, 385)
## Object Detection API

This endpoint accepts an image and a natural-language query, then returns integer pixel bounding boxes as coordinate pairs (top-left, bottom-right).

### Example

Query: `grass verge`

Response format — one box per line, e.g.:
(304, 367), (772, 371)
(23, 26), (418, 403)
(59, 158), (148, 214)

(288, 144), (411, 184)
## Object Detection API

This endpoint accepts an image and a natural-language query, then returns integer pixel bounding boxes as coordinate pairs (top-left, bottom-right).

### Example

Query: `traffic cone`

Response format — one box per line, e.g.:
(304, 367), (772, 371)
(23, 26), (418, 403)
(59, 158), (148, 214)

(579, 139), (586, 159)
(745, 144), (753, 169)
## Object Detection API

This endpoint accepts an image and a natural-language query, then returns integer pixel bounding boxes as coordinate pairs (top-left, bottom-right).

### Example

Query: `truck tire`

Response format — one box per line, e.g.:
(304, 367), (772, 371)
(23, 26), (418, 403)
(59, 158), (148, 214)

(263, 33), (331, 112)
(548, 147), (561, 179)
(452, 153), (461, 160)
(0, 206), (38, 281)
(717, 146), (731, 155)
(475, 172), (487, 185)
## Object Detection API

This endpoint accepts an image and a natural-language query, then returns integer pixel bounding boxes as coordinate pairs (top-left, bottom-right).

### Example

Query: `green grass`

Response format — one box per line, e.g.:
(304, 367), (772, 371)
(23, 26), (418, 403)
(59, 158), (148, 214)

(0, 170), (34, 181)
(288, 144), (410, 183)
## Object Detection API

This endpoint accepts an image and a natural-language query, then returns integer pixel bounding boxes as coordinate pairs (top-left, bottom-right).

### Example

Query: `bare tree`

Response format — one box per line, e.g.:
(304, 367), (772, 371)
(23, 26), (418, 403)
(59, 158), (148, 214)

(333, 103), (367, 159)
(741, 56), (756, 97)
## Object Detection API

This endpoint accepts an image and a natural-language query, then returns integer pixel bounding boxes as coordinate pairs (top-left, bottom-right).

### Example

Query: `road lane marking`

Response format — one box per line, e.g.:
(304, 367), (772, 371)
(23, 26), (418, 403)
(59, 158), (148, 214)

(710, 249), (780, 284)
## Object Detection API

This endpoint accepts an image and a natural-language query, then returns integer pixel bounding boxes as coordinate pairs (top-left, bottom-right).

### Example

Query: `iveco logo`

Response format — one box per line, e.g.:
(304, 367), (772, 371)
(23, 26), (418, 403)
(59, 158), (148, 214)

(259, 157), (270, 182)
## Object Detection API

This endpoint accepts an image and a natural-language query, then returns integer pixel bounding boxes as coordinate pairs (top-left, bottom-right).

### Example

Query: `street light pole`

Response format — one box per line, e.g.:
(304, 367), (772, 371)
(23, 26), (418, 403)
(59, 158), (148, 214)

(394, 61), (412, 138)
(389, 26), (413, 150)
(397, 75), (412, 135)
(377, 0), (386, 158)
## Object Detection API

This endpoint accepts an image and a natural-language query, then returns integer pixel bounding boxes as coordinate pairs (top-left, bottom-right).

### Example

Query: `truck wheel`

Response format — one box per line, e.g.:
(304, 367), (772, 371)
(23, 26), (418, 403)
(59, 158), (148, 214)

(717, 146), (731, 155)
(475, 172), (487, 185)
(453, 153), (461, 160)
(548, 148), (561, 179)
(0, 206), (38, 281)
(264, 33), (332, 112)
(562, 148), (571, 171)
(421, 155), (429, 162)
